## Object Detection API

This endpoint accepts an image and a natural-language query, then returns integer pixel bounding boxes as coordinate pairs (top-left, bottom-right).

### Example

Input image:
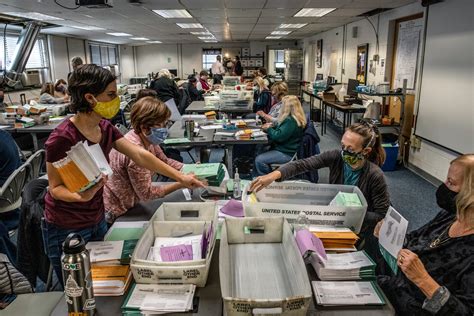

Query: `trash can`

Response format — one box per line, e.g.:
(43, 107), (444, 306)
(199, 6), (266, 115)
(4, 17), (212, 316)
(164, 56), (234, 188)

(382, 143), (399, 171)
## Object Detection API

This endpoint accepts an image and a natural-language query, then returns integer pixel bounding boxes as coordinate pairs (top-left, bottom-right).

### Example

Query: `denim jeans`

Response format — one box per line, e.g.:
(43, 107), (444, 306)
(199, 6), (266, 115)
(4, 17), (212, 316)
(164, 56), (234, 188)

(253, 150), (293, 177)
(41, 218), (108, 287)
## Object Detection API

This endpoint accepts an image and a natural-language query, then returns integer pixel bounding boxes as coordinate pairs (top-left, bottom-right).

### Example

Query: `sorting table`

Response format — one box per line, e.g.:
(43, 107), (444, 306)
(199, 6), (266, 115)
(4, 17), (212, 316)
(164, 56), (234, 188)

(51, 189), (395, 316)
(185, 101), (254, 116)
(321, 101), (366, 135)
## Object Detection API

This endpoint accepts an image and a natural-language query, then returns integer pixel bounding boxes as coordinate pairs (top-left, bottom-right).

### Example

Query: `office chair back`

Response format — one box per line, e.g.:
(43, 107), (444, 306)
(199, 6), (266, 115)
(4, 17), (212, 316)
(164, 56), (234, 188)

(0, 162), (29, 213)
(25, 149), (45, 183)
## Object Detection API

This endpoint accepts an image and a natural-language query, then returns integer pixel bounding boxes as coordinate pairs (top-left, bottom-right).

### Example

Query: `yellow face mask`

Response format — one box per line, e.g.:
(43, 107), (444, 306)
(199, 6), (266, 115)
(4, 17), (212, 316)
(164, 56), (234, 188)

(92, 96), (120, 119)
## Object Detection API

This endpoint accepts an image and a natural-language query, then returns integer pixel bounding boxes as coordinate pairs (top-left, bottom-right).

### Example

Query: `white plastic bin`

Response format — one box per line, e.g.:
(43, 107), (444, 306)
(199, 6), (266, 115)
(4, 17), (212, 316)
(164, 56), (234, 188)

(220, 217), (312, 316)
(243, 182), (368, 233)
(130, 202), (217, 287)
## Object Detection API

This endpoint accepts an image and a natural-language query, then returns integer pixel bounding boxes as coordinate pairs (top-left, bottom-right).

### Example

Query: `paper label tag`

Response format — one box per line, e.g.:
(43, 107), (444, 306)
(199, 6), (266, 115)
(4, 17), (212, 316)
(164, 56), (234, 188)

(182, 189), (192, 201)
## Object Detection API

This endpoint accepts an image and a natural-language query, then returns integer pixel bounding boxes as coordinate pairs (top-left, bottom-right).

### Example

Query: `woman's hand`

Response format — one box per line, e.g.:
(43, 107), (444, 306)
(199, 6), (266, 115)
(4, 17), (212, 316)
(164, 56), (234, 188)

(398, 249), (441, 299)
(374, 220), (383, 238)
(179, 173), (205, 189)
(262, 123), (272, 131)
(249, 172), (280, 192)
(256, 110), (265, 117)
(398, 249), (430, 285)
(77, 175), (107, 202)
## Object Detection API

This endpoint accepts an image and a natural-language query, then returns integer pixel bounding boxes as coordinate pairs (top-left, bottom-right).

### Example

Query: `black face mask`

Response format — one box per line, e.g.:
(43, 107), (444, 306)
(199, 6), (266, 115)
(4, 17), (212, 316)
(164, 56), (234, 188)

(435, 183), (458, 213)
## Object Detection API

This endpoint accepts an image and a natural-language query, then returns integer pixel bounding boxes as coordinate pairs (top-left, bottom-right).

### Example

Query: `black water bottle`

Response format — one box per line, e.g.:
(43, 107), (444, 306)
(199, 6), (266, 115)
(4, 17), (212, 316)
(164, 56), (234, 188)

(62, 233), (95, 315)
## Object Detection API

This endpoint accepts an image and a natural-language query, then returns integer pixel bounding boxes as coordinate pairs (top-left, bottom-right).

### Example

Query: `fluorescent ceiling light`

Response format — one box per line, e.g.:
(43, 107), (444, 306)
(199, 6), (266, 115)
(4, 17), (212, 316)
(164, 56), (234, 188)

(271, 31), (291, 35)
(198, 36), (215, 40)
(147, 41), (162, 44)
(279, 23), (307, 29)
(4, 12), (63, 21)
(69, 25), (105, 31)
(266, 36), (281, 39)
(176, 23), (203, 29)
(294, 8), (336, 17)
(190, 31), (211, 35)
(131, 37), (149, 40)
(107, 32), (132, 36)
(204, 40), (218, 43)
(153, 9), (192, 18)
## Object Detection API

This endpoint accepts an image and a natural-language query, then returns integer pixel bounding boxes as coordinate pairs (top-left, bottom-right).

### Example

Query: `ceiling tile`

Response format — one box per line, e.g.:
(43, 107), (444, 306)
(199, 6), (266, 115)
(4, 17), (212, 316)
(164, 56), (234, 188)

(263, 0), (308, 9)
(189, 9), (226, 17)
(225, 0), (266, 9)
(180, 0), (225, 9)
(327, 8), (373, 16)
(141, 0), (185, 9)
(304, 0), (352, 7)
(260, 9), (299, 17)
(226, 9), (261, 17)
(228, 17), (259, 24)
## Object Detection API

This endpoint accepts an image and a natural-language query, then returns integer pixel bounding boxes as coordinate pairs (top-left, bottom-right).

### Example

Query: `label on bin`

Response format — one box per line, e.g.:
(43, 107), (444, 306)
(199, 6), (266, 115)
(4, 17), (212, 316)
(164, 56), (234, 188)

(285, 298), (306, 311)
(136, 268), (153, 279)
(231, 301), (251, 313)
(183, 269), (200, 279)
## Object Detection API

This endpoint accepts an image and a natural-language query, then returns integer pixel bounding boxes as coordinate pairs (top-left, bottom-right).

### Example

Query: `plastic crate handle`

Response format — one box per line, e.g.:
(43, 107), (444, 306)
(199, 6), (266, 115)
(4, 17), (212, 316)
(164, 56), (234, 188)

(180, 210), (200, 218)
(252, 307), (283, 315)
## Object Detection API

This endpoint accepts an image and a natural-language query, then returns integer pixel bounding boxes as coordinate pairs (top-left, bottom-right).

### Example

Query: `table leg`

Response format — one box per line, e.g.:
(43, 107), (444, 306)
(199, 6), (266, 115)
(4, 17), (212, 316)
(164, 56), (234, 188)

(197, 146), (210, 163)
(31, 133), (39, 152)
(343, 112), (347, 132)
(226, 145), (233, 176)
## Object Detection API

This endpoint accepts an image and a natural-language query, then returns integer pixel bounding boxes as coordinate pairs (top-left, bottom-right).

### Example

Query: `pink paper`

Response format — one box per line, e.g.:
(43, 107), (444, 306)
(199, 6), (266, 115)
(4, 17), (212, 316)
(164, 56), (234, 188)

(295, 229), (327, 260)
(220, 199), (244, 217)
(160, 244), (193, 262)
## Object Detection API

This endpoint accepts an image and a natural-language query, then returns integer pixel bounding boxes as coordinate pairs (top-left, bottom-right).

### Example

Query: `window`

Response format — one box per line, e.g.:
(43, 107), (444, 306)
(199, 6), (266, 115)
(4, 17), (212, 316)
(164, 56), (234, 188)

(89, 42), (118, 67)
(275, 50), (285, 69)
(202, 48), (221, 71)
(0, 34), (49, 71)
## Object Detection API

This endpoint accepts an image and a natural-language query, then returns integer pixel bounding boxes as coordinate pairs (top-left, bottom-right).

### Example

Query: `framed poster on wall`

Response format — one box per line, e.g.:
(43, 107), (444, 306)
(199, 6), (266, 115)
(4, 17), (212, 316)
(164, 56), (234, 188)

(316, 39), (323, 68)
(356, 43), (369, 84)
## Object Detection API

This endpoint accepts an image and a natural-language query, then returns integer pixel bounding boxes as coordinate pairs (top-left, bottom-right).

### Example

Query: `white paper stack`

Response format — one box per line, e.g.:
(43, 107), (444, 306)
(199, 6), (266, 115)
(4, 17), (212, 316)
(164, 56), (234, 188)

(122, 284), (196, 315)
(310, 250), (376, 280)
(148, 235), (203, 262)
(312, 281), (385, 306)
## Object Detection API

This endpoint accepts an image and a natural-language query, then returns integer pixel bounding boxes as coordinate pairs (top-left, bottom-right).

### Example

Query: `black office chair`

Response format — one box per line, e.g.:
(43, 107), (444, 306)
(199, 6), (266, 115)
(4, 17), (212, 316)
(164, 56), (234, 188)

(25, 149), (45, 183)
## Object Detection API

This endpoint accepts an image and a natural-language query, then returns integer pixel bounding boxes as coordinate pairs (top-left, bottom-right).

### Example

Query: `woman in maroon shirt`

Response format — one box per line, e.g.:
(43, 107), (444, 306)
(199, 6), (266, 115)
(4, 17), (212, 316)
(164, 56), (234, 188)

(42, 64), (203, 285)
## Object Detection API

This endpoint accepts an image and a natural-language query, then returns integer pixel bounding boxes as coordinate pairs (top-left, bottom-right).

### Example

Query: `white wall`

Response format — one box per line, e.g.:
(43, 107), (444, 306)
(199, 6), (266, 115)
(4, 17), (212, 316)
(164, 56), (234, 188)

(48, 35), (70, 81)
(301, 1), (461, 182)
(119, 45), (135, 84)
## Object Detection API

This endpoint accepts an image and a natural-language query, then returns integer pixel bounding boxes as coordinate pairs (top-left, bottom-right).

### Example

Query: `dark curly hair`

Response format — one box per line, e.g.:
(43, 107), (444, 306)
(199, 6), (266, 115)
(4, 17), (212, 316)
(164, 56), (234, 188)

(68, 64), (116, 113)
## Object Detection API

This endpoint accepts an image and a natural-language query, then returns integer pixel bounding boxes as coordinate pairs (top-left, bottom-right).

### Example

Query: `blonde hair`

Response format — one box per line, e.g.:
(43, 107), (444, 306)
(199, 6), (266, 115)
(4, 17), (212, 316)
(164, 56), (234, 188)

(271, 82), (288, 101)
(254, 76), (267, 90)
(158, 69), (172, 79)
(452, 154), (474, 224)
(278, 95), (306, 128)
(131, 97), (171, 134)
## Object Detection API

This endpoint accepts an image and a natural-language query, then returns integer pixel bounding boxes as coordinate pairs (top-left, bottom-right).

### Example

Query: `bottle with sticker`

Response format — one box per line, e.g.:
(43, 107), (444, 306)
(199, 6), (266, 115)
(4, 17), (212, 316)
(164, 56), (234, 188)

(62, 233), (95, 315)
(233, 168), (241, 199)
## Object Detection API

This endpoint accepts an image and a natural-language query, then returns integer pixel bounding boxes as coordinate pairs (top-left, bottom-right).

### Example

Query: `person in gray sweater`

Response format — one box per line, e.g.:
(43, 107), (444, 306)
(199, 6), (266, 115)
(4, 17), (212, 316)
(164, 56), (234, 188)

(250, 121), (390, 258)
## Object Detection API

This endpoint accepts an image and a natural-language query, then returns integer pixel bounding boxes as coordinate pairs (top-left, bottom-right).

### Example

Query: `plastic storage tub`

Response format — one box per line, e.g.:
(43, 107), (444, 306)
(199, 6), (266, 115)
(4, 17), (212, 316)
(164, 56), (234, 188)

(382, 143), (399, 171)
(242, 182), (368, 233)
(130, 202), (217, 287)
(220, 217), (312, 316)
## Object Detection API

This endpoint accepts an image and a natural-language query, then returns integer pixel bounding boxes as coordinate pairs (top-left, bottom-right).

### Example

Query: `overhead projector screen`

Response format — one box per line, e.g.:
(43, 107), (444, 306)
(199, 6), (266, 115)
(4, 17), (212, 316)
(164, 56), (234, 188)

(415, 0), (474, 154)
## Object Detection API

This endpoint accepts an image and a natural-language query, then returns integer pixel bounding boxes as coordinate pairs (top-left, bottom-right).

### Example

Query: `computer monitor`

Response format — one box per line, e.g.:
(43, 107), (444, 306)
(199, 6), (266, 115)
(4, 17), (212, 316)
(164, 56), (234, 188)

(315, 73), (323, 81)
(347, 79), (359, 97)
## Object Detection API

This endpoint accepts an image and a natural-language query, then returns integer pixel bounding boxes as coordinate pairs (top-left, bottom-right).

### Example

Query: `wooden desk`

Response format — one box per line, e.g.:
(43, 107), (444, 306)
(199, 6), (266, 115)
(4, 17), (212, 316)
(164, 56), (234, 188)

(322, 101), (366, 135)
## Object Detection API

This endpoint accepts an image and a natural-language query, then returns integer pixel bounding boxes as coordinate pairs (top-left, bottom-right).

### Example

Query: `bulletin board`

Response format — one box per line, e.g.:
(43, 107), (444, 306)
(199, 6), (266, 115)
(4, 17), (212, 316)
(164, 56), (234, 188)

(392, 17), (423, 90)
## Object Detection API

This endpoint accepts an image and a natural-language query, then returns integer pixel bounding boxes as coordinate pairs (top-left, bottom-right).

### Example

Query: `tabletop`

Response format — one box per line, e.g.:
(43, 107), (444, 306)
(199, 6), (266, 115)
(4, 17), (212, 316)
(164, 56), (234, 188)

(165, 120), (214, 147)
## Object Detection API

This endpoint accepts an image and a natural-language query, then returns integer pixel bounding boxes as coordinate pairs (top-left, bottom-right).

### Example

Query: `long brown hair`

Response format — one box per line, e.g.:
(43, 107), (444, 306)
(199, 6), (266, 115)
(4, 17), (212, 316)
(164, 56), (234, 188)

(40, 82), (55, 96)
(347, 121), (385, 166)
(451, 154), (474, 224)
(271, 82), (288, 101)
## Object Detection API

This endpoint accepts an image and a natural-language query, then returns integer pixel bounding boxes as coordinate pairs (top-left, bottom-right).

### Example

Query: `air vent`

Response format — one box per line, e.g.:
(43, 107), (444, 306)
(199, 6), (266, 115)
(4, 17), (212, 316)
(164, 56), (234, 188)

(357, 8), (391, 17)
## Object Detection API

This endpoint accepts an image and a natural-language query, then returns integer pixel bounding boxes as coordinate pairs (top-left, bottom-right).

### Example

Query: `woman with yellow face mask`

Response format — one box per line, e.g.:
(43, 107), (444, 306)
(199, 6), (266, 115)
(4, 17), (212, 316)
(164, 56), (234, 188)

(42, 64), (204, 286)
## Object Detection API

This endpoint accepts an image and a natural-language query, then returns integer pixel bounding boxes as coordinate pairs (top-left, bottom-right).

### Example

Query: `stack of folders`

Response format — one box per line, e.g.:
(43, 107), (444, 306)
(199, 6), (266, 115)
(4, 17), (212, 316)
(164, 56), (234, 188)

(312, 281), (385, 306)
(310, 251), (376, 281)
(147, 223), (214, 262)
(86, 239), (138, 296)
(52, 141), (112, 193)
(329, 192), (362, 207)
(122, 284), (196, 315)
(310, 226), (359, 252)
(296, 229), (375, 280)
(182, 163), (225, 187)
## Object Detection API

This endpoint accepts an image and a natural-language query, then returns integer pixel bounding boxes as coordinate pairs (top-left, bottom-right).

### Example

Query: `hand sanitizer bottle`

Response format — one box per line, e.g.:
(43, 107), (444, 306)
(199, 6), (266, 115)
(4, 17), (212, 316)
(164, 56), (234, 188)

(233, 168), (241, 199)
(294, 211), (310, 234)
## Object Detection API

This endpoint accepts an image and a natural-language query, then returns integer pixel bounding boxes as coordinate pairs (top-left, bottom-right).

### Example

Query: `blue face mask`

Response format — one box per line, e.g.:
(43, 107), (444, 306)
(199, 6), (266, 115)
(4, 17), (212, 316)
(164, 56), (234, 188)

(146, 127), (168, 145)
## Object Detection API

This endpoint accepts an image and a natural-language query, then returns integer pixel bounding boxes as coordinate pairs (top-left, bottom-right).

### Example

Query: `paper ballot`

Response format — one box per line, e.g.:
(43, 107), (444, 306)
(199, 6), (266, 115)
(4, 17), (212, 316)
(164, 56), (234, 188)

(379, 206), (409, 274)
(312, 281), (385, 306)
(165, 98), (182, 122)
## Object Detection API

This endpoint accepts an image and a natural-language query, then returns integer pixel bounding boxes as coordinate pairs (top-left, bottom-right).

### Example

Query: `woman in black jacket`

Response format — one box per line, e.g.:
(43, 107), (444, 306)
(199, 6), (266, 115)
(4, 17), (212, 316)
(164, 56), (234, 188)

(250, 121), (389, 259)
(150, 69), (180, 105)
(187, 75), (205, 102)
